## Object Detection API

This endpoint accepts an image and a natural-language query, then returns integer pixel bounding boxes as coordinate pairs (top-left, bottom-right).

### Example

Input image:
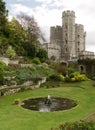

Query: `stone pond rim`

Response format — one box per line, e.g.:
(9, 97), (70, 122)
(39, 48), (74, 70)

(21, 97), (77, 112)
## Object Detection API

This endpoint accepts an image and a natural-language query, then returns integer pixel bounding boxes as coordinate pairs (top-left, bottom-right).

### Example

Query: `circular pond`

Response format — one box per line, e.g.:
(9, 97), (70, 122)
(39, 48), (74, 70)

(21, 97), (77, 112)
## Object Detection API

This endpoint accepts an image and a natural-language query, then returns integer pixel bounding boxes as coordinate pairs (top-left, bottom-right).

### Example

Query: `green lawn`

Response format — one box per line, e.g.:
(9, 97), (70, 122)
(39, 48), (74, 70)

(0, 80), (95, 130)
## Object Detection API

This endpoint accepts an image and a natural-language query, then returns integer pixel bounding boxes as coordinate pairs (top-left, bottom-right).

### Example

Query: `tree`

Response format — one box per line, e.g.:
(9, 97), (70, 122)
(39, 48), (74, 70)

(0, 0), (8, 36)
(17, 13), (44, 57)
(36, 48), (48, 62)
(8, 17), (26, 56)
(17, 12), (41, 42)
(0, 0), (9, 55)
(9, 17), (26, 42)
(0, 36), (9, 55)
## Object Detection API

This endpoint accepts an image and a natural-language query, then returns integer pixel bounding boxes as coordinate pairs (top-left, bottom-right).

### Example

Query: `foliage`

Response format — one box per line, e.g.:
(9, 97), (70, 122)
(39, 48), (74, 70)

(0, 36), (9, 55)
(89, 74), (95, 80)
(78, 58), (95, 65)
(8, 17), (26, 56)
(17, 13), (42, 57)
(14, 98), (20, 105)
(16, 38), (40, 58)
(9, 17), (26, 42)
(48, 74), (65, 82)
(6, 47), (16, 58)
(0, 3), (46, 59)
(15, 65), (56, 85)
(36, 48), (48, 62)
(54, 62), (68, 76)
(65, 71), (88, 82)
(0, 61), (6, 71)
(52, 120), (95, 130)
(0, 70), (4, 85)
(17, 12), (41, 40)
(32, 57), (41, 64)
(40, 81), (63, 88)
(15, 67), (32, 85)
(0, 0), (8, 36)
(0, 80), (95, 130)
(71, 74), (87, 82)
(78, 58), (95, 77)
(42, 62), (49, 67)
(68, 61), (78, 71)
(0, 61), (6, 85)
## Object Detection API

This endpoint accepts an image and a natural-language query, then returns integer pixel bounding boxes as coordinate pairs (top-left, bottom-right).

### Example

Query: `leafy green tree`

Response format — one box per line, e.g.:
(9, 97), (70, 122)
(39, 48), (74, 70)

(0, 0), (9, 55)
(8, 17), (26, 56)
(0, 0), (8, 36)
(36, 48), (48, 62)
(17, 13), (44, 57)
(9, 17), (26, 42)
(17, 13), (41, 41)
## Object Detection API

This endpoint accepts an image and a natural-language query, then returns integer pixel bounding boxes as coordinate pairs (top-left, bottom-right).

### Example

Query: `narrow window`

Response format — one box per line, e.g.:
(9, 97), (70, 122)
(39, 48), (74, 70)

(78, 48), (80, 51)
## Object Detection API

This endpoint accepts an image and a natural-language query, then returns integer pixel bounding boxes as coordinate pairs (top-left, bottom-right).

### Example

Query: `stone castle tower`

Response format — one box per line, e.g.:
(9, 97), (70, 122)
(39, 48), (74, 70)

(42, 10), (94, 61)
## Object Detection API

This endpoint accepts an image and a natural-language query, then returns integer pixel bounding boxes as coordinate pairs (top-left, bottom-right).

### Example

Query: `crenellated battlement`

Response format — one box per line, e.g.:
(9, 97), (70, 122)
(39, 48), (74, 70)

(62, 10), (75, 17)
(75, 24), (84, 29)
(50, 25), (62, 43)
(46, 10), (88, 61)
(51, 26), (62, 30)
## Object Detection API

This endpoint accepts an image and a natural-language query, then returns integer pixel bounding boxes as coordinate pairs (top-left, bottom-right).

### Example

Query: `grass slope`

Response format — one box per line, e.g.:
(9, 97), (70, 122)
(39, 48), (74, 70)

(0, 80), (95, 130)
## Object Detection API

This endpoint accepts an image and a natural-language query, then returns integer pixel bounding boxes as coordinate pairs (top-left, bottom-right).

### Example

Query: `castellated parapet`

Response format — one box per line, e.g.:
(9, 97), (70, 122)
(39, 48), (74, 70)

(62, 10), (75, 17)
(42, 10), (94, 61)
(50, 26), (62, 44)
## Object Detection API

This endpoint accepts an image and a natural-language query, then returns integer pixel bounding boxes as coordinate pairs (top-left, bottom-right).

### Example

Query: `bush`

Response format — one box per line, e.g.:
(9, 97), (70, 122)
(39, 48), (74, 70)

(48, 74), (65, 82)
(36, 48), (48, 62)
(65, 72), (88, 82)
(51, 120), (95, 130)
(32, 57), (41, 64)
(71, 74), (87, 82)
(42, 62), (49, 67)
(14, 98), (20, 105)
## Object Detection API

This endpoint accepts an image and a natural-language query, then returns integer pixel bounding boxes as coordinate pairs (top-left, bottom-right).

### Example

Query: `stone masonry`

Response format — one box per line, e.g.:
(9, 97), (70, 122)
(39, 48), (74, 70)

(42, 10), (94, 61)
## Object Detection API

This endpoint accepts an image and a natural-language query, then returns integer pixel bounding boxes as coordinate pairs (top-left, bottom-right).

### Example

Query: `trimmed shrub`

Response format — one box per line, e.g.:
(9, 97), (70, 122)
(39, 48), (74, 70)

(32, 57), (41, 64)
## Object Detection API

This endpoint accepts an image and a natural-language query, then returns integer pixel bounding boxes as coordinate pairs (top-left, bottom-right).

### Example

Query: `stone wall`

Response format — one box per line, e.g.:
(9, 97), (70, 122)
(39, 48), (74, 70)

(79, 51), (95, 59)
(50, 26), (62, 44)
(47, 44), (60, 60)
(0, 57), (9, 65)
(42, 10), (94, 61)
(75, 24), (86, 57)
(0, 77), (46, 96)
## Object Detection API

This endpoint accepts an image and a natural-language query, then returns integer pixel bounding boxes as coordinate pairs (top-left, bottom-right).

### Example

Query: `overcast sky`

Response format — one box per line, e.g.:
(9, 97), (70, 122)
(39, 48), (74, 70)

(4, 0), (95, 52)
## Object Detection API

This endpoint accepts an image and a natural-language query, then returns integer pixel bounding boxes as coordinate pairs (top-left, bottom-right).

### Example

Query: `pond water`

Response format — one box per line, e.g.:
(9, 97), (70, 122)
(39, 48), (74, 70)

(21, 97), (77, 112)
